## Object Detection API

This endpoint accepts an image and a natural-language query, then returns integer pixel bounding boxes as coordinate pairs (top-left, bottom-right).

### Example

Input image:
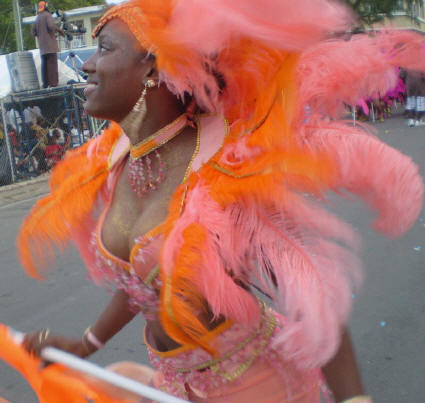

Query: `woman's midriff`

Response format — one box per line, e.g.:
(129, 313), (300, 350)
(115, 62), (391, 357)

(145, 314), (229, 354)
(145, 320), (182, 352)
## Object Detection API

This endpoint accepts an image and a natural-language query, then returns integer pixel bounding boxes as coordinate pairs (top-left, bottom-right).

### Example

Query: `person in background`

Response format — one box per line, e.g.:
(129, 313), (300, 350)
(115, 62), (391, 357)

(415, 73), (425, 126)
(45, 130), (64, 168)
(6, 105), (22, 132)
(31, 103), (42, 119)
(30, 118), (48, 146)
(24, 102), (43, 125)
(69, 123), (82, 147)
(32, 1), (64, 88)
(82, 121), (91, 141)
(404, 69), (425, 127)
(6, 125), (19, 153)
(6, 125), (27, 175)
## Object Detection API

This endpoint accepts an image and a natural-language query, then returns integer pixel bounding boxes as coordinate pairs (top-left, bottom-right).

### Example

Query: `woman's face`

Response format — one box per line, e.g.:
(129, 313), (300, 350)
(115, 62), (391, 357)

(82, 19), (153, 122)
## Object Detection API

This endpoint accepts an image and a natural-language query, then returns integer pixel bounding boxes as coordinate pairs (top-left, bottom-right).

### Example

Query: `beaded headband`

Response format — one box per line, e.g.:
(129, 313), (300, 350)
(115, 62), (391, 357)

(92, 2), (154, 52)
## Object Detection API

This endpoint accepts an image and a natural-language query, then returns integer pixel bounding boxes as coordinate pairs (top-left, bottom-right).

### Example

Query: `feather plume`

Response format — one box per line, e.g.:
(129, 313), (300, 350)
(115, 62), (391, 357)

(16, 123), (121, 278)
(297, 30), (425, 119)
(302, 121), (424, 237)
(160, 173), (363, 368)
(160, 114), (423, 367)
(170, 0), (354, 53)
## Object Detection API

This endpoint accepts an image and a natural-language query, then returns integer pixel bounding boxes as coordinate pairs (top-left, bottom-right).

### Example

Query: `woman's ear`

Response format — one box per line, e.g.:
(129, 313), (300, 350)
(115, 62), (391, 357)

(138, 53), (157, 77)
(145, 64), (159, 81)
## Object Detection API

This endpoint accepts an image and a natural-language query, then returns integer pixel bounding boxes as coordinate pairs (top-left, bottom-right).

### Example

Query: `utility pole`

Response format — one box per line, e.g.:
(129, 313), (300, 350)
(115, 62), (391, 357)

(12, 0), (24, 51)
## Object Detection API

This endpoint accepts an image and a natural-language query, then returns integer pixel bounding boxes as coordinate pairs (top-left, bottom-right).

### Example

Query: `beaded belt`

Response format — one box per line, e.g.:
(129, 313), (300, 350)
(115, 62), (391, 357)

(146, 304), (278, 398)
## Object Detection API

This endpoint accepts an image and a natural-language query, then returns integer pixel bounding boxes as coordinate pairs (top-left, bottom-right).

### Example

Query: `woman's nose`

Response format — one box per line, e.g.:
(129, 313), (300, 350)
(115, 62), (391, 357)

(82, 53), (97, 74)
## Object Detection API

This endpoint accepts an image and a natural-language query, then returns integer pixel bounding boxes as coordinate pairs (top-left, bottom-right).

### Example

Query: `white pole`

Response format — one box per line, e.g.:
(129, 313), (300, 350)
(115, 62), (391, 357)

(10, 330), (190, 403)
(41, 348), (190, 403)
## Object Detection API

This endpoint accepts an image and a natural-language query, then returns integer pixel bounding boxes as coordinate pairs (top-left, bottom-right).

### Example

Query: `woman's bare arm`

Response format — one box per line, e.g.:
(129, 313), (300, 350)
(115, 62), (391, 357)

(23, 289), (137, 357)
(89, 289), (137, 347)
(322, 328), (366, 402)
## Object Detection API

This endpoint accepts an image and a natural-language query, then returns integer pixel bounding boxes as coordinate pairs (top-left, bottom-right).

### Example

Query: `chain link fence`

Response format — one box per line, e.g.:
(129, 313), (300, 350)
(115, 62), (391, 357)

(0, 84), (106, 186)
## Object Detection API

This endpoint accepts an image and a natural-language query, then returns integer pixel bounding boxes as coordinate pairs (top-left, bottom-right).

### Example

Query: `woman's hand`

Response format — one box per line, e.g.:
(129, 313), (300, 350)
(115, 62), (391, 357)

(21, 290), (137, 362)
(22, 329), (96, 359)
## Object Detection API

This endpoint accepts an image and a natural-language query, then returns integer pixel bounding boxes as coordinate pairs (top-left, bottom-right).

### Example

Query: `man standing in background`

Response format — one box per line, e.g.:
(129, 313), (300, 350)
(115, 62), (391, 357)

(32, 2), (64, 88)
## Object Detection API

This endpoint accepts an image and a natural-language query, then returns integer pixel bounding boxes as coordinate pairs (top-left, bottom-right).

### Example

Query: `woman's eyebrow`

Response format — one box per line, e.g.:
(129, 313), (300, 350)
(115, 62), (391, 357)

(98, 31), (116, 45)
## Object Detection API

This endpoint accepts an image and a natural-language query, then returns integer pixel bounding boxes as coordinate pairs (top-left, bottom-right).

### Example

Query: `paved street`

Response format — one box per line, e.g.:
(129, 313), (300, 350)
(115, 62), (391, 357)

(0, 112), (424, 402)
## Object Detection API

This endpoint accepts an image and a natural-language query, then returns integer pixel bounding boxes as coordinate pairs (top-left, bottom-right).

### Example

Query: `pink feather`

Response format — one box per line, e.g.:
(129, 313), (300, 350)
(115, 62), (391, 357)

(161, 182), (261, 324)
(296, 31), (425, 119)
(162, 176), (364, 368)
(162, 116), (423, 368)
(302, 121), (424, 238)
(170, 0), (354, 53)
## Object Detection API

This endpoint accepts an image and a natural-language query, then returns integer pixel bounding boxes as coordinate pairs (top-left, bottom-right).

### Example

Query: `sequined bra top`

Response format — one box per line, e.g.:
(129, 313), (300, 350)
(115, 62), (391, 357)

(85, 115), (228, 320)
(88, 210), (163, 320)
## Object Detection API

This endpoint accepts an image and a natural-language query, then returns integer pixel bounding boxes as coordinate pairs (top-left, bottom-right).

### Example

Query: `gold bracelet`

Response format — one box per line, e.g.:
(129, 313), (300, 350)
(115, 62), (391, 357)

(84, 326), (105, 350)
(81, 333), (92, 355)
(82, 327), (94, 353)
(38, 328), (50, 344)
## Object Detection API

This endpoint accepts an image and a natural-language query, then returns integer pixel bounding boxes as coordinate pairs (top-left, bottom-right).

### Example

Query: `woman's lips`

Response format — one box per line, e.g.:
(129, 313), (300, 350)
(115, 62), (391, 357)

(84, 83), (98, 98)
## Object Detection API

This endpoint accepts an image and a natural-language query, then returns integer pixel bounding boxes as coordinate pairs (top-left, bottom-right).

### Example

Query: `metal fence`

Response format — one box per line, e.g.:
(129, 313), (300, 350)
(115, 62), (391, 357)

(0, 84), (106, 186)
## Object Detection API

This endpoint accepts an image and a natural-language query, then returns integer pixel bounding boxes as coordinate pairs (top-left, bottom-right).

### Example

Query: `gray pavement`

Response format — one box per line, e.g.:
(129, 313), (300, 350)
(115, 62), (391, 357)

(0, 175), (49, 208)
(0, 113), (424, 402)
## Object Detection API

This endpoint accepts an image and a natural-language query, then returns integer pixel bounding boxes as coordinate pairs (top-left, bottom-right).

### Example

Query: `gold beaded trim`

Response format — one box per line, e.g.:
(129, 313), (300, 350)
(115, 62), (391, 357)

(130, 114), (188, 160)
(174, 304), (276, 374)
(144, 264), (160, 287)
(182, 116), (201, 183)
(208, 161), (271, 179)
(218, 312), (276, 382)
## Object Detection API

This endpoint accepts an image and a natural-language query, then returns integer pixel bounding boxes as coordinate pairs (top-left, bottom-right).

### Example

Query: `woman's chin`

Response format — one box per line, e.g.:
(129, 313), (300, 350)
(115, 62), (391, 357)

(83, 103), (105, 120)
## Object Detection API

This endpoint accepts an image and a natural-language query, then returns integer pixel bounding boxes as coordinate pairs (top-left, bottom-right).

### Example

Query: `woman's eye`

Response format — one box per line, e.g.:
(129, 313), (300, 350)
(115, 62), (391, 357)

(99, 44), (109, 54)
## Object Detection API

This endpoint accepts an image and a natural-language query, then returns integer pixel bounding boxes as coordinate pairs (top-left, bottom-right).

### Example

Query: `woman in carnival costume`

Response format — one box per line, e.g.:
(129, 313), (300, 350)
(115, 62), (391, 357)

(5, 0), (425, 401)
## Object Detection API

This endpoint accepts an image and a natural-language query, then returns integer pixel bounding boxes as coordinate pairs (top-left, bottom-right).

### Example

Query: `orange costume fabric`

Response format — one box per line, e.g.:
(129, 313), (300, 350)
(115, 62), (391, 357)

(0, 324), (135, 402)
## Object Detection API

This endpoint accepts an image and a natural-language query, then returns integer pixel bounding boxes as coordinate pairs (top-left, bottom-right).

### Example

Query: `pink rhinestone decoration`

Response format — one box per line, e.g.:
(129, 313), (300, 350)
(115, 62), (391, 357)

(128, 149), (164, 198)
(87, 231), (161, 320)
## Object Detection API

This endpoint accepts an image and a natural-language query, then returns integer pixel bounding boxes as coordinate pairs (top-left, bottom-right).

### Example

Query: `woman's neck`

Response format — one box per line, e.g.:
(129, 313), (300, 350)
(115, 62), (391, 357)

(125, 86), (184, 146)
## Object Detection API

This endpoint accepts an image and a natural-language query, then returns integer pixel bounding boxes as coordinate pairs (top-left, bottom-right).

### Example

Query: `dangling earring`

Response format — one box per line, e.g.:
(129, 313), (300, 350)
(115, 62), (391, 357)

(122, 78), (162, 198)
(132, 78), (156, 113)
(120, 78), (157, 134)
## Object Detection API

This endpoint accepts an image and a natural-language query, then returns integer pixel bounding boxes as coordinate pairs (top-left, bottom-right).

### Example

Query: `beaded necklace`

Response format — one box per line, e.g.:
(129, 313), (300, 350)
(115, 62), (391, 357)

(128, 114), (188, 198)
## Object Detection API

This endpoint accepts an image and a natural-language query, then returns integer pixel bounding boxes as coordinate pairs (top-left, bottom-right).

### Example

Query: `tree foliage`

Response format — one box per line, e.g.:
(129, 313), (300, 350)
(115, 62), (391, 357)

(0, 0), (104, 54)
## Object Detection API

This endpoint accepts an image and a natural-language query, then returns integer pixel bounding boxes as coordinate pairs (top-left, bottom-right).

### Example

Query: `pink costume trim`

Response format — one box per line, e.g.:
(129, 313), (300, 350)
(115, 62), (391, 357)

(146, 306), (322, 401)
